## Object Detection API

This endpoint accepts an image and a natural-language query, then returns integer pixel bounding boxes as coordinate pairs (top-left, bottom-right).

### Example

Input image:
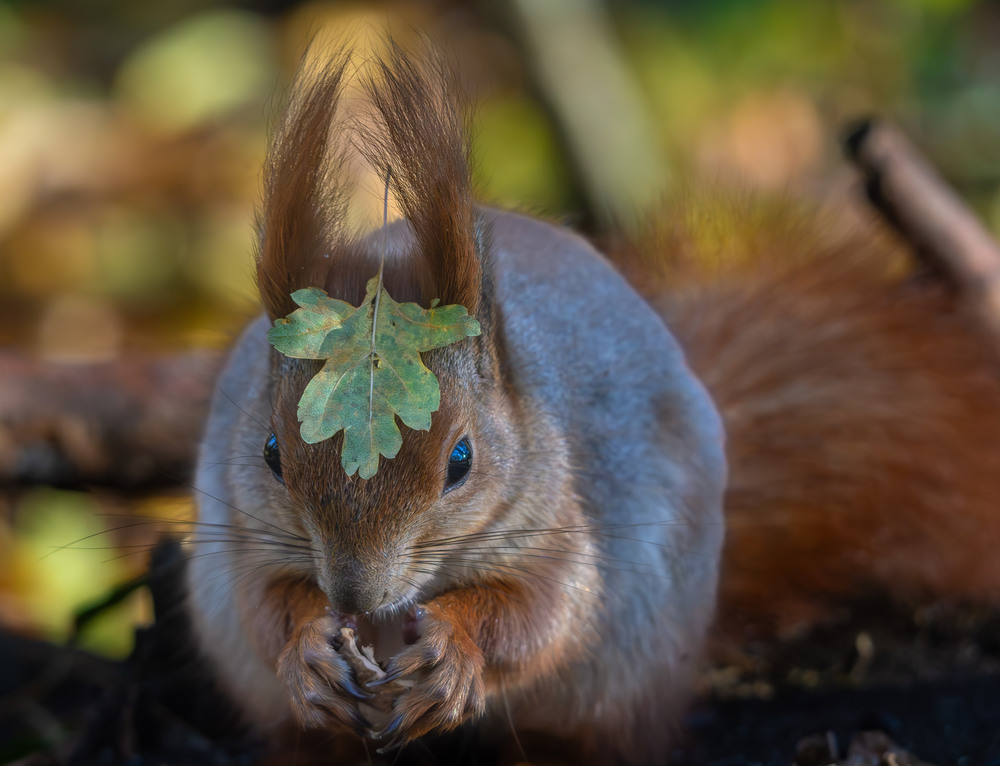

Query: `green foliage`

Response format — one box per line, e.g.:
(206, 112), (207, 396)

(267, 277), (481, 479)
(473, 94), (575, 213)
(114, 9), (275, 131)
(11, 489), (144, 657)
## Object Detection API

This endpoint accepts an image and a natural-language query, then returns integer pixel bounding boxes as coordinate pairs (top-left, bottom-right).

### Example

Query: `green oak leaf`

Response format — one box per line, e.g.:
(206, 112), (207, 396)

(266, 277), (481, 479)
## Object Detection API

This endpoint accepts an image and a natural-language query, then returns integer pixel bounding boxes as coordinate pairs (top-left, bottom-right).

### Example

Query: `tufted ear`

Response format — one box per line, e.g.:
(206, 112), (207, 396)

(356, 41), (485, 318)
(255, 42), (491, 337)
(255, 52), (352, 322)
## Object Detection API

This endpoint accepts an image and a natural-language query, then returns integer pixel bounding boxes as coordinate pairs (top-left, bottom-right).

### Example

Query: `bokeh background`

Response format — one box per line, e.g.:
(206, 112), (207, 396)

(1, 0), (1000, 746)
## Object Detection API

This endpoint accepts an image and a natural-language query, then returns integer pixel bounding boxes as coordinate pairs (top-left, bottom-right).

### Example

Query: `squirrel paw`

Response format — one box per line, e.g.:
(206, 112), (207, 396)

(372, 602), (486, 746)
(277, 612), (371, 733)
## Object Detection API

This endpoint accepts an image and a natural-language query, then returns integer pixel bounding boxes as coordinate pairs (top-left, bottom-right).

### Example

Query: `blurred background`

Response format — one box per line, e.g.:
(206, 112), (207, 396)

(1, 0), (1000, 744)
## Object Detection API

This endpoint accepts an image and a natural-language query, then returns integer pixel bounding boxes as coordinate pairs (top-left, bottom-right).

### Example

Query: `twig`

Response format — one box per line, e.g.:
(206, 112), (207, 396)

(845, 119), (1000, 341)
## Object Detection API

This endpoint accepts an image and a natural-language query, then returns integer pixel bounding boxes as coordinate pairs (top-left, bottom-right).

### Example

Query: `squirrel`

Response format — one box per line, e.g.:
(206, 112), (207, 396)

(184, 45), (1000, 765)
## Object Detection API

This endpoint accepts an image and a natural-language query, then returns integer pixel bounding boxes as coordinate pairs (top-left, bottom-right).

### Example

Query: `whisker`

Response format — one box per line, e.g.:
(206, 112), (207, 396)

(157, 469), (309, 543)
(217, 385), (272, 434)
(188, 484), (309, 541)
(52, 513), (311, 559)
(410, 556), (600, 599)
(199, 554), (316, 600)
(411, 547), (670, 580)
(200, 456), (270, 470)
(417, 517), (721, 552)
(184, 545), (315, 562)
(499, 682), (526, 763)
(94, 539), (312, 567)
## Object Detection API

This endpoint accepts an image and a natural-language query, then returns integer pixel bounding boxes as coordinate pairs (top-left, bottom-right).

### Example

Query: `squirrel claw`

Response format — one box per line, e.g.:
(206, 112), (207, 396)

(277, 613), (370, 734)
(372, 603), (486, 741)
(349, 709), (373, 731)
(372, 714), (403, 741)
(372, 716), (406, 754)
(375, 740), (405, 756)
(365, 667), (402, 688)
(343, 675), (376, 701)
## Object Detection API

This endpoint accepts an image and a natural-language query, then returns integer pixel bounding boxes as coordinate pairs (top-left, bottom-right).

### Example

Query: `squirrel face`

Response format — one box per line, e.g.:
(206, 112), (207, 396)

(265, 359), (513, 618)
(257, 233), (522, 619)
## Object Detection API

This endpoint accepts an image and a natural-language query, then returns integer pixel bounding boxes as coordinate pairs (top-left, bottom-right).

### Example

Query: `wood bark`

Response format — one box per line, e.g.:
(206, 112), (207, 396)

(845, 119), (1000, 340)
(0, 350), (221, 487)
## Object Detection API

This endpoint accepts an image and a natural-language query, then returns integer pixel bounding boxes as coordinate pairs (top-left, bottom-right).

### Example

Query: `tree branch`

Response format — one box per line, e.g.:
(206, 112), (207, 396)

(845, 118), (1000, 340)
(0, 350), (221, 488)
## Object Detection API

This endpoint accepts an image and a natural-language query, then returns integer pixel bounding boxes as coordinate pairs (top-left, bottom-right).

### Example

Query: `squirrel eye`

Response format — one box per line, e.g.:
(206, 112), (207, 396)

(445, 437), (472, 492)
(263, 433), (283, 483)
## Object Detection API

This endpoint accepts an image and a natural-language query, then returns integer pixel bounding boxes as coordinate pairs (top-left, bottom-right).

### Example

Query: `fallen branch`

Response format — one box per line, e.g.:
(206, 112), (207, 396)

(845, 119), (1000, 341)
(0, 350), (221, 488)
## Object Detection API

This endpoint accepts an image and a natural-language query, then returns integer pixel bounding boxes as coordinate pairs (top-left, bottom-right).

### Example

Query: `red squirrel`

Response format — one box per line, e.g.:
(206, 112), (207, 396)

(184, 46), (1000, 764)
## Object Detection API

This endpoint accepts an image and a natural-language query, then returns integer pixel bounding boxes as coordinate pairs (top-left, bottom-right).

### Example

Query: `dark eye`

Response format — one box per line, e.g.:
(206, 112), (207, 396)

(263, 433), (283, 483)
(445, 437), (472, 491)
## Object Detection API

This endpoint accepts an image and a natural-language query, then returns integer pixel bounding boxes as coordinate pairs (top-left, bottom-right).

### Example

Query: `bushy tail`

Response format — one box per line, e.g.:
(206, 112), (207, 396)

(613, 188), (1000, 640)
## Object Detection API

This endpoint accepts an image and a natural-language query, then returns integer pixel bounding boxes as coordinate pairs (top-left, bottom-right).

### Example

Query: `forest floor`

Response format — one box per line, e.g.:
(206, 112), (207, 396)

(2, 541), (999, 766)
(677, 602), (1000, 765)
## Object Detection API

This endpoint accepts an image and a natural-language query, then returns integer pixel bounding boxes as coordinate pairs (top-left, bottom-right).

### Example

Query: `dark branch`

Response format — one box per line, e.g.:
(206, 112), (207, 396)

(845, 118), (1000, 341)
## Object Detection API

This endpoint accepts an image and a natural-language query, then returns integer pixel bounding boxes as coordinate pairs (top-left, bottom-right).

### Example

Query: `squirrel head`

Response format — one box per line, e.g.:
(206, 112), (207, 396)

(251, 44), (521, 617)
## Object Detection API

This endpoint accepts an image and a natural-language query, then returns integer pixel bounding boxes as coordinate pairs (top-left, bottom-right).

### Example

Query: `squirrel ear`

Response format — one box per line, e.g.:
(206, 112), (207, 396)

(256, 43), (487, 324)
(256, 52), (352, 322)
(358, 41), (484, 317)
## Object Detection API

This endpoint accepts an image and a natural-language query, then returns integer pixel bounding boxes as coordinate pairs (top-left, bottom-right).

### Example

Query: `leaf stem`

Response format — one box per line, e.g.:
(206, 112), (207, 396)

(368, 168), (392, 456)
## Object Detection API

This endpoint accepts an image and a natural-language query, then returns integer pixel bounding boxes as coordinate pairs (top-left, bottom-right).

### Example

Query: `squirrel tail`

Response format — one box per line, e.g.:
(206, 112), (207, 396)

(612, 188), (1000, 640)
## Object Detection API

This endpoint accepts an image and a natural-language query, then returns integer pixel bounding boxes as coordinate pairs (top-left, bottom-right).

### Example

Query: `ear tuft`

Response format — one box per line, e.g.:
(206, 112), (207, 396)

(357, 41), (482, 315)
(256, 41), (487, 324)
(256, 52), (351, 321)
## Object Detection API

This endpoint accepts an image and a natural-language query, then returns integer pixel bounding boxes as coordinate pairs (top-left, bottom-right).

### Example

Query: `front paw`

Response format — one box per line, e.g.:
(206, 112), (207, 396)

(277, 612), (370, 732)
(374, 604), (486, 744)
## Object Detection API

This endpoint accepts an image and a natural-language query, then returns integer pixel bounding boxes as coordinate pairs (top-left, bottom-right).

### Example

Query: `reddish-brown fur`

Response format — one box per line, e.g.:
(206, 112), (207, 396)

(230, 42), (597, 751)
(190, 40), (1000, 766)
(615, 192), (1000, 640)
(256, 54), (351, 321)
(256, 43), (484, 318)
(357, 41), (484, 316)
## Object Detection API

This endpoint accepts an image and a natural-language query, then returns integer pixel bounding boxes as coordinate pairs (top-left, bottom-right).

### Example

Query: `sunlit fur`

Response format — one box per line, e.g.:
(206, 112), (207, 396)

(614, 190), (1000, 641)
(256, 42), (483, 320)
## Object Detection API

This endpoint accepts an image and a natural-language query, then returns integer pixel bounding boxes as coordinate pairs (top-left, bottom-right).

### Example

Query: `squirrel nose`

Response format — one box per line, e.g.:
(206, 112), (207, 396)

(324, 557), (388, 615)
